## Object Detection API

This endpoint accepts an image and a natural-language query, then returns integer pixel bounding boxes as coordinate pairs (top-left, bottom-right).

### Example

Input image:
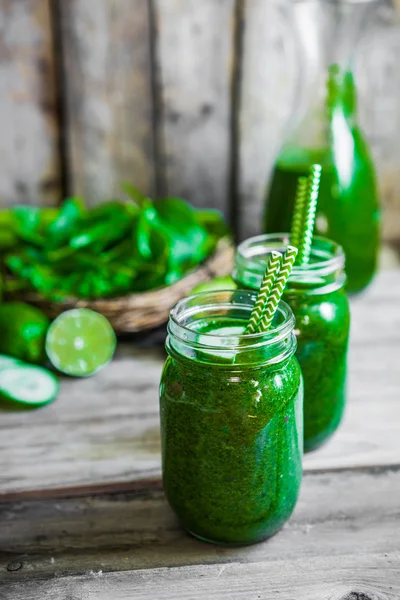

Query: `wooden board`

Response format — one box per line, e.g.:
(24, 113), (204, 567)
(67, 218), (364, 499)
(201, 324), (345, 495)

(0, 0), (60, 207)
(2, 556), (398, 600)
(238, 0), (296, 240)
(1, 467), (400, 596)
(0, 269), (400, 496)
(153, 0), (235, 213)
(363, 8), (400, 242)
(1, 0), (400, 243)
(58, 0), (155, 203)
(0, 345), (163, 496)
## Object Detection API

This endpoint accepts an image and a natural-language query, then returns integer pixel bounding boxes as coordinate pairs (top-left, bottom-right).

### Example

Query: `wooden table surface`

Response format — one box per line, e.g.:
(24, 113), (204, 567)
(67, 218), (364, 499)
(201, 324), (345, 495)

(1, 269), (400, 599)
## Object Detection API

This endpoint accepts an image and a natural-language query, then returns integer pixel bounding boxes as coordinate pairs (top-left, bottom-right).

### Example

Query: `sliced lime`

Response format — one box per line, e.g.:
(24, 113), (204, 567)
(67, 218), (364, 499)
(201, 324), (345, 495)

(0, 365), (59, 407)
(45, 308), (116, 377)
(191, 276), (237, 295)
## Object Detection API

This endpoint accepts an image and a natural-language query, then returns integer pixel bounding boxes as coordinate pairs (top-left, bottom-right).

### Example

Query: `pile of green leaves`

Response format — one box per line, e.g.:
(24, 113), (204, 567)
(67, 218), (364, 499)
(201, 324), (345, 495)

(0, 185), (230, 301)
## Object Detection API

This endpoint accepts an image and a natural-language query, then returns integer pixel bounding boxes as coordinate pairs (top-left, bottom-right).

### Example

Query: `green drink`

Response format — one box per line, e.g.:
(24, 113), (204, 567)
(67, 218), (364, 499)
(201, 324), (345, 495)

(265, 136), (379, 294)
(233, 234), (350, 452)
(160, 291), (303, 545)
(265, 11), (381, 295)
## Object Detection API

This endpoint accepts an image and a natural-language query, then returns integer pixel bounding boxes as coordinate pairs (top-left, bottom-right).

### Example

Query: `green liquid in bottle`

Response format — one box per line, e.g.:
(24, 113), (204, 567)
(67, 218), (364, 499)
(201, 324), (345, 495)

(264, 68), (380, 294)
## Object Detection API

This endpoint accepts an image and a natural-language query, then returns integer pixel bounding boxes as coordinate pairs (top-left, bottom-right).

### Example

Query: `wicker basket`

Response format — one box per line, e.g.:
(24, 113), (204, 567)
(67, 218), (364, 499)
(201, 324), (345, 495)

(7, 237), (234, 333)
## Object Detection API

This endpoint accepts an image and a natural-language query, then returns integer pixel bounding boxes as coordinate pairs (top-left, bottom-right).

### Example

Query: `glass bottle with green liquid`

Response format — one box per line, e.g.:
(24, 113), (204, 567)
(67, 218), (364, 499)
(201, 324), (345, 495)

(264, 0), (380, 294)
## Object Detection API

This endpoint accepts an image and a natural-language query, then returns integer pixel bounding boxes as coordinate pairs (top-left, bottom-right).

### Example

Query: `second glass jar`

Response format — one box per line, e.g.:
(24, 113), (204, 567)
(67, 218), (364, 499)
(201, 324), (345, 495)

(233, 234), (350, 452)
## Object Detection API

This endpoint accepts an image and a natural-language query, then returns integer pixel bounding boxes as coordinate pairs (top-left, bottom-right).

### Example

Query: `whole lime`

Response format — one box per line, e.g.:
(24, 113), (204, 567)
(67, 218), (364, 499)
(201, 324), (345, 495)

(191, 276), (237, 295)
(0, 302), (49, 364)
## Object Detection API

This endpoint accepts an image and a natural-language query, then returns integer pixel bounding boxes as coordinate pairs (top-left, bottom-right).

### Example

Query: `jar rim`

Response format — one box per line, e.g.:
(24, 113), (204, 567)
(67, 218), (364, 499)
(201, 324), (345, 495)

(170, 290), (294, 346)
(167, 290), (297, 366)
(235, 233), (345, 279)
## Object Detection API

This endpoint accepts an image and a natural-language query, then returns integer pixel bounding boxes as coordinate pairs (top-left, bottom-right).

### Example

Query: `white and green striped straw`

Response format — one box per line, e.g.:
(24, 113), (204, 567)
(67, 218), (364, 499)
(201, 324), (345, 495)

(290, 176), (308, 248)
(256, 245), (298, 332)
(245, 251), (282, 334)
(297, 164), (322, 264)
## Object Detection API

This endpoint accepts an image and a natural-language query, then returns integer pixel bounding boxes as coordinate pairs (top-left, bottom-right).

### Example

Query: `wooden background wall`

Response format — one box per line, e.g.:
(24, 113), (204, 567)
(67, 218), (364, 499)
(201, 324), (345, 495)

(0, 0), (399, 242)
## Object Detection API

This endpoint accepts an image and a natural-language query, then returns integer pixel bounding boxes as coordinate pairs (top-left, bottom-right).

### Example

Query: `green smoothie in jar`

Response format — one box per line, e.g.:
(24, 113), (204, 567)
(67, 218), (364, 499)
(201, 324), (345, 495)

(160, 290), (303, 545)
(233, 234), (350, 452)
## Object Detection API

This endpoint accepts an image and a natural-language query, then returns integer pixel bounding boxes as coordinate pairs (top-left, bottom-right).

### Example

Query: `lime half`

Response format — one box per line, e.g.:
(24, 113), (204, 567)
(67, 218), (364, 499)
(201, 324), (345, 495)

(45, 309), (116, 377)
(0, 365), (59, 407)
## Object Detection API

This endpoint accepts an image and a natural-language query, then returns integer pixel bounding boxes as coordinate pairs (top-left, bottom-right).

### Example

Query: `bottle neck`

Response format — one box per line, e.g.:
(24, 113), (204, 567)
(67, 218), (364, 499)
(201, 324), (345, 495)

(167, 290), (297, 368)
(286, 0), (378, 148)
(233, 234), (346, 296)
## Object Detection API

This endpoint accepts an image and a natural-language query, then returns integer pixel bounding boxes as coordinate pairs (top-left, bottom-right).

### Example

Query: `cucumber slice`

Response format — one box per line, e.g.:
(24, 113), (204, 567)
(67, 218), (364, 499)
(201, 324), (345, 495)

(0, 365), (59, 407)
(0, 355), (21, 371)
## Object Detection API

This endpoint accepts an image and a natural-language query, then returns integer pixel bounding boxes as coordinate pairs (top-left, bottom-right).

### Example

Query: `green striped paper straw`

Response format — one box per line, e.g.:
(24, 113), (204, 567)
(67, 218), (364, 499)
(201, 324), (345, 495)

(297, 164), (322, 265)
(290, 176), (308, 248)
(245, 251), (282, 334)
(256, 245), (298, 333)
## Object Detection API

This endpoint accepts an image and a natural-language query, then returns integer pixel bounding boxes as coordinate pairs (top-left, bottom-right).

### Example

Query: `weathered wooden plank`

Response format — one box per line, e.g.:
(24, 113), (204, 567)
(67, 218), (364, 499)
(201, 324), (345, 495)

(2, 555), (399, 600)
(1, 467), (400, 585)
(238, 0), (295, 240)
(153, 0), (235, 213)
(238, 0), (400, 241)
(0, 270), (400, 495)
(0, 0), (61, 207)
(0, 345), (163, 495)
(59, 0), (155, 203)
(364, 8), (400, 242)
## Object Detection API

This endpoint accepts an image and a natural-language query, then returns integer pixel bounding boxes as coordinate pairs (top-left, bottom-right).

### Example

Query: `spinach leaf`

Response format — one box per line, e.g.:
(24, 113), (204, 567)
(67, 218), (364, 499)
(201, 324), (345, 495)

(121, 182), (147, 207)
(88, 200), (139, 222)
(69, 211), (132, 251)
(154, 197), (209, 272)
(194, 208), (229, 238)
(0, 228), (18, 252)
(2, 187), (231, 300)
(11, 206), (46, 246)
(46, 197), (86, 249)
(134, 199), (158, 260)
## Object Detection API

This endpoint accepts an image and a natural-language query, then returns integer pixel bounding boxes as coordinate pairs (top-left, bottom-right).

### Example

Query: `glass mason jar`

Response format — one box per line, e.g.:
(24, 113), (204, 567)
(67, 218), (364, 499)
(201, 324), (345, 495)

(264, 0), (380, 294)
(233, 234), (350, 452)
(160, 290), (303, 545)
